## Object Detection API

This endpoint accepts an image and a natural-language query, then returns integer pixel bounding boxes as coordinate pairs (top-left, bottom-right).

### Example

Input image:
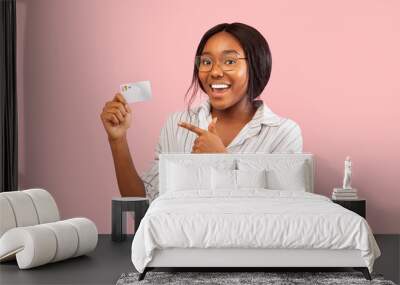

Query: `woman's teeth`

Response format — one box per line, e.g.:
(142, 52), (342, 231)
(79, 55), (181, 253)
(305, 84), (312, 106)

(210, 84), (231, 92)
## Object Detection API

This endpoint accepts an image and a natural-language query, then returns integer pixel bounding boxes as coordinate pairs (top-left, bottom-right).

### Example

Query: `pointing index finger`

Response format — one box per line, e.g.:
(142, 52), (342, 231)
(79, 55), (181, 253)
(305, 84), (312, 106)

(178, 121), (205, 136)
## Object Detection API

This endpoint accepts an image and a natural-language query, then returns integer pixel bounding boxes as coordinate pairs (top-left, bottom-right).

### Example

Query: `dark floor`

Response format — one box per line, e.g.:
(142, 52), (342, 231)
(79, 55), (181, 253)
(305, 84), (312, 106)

(0, 234), (399, 285)
(0, 235), (134, 285)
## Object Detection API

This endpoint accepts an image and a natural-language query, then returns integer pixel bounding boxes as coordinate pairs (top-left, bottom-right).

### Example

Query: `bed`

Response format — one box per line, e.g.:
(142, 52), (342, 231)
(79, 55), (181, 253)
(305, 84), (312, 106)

(131, 153), (381, 281)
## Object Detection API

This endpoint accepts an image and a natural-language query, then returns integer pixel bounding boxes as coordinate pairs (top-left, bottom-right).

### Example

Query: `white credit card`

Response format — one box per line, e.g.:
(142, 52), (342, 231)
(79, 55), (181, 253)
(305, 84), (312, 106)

(120, 80), (152, 103)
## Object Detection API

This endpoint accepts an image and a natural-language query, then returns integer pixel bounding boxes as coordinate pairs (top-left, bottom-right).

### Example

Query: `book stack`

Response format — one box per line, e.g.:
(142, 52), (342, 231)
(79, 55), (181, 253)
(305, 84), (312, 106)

(332, 188), (358, 200)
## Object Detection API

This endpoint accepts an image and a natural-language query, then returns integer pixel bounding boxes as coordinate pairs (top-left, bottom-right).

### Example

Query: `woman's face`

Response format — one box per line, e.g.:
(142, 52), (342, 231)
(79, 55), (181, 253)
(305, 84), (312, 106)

(198, 31), (249, 110)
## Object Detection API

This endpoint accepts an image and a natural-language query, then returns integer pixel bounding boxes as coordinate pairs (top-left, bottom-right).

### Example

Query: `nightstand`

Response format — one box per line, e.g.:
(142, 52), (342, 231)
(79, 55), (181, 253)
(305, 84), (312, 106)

(111, 197), (149, 242)
(332, 199), (366, 218)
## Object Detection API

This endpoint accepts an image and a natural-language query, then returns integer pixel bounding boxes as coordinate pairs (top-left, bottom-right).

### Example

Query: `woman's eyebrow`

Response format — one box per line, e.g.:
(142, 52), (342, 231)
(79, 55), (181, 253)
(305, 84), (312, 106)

(201, 49), (240, 56)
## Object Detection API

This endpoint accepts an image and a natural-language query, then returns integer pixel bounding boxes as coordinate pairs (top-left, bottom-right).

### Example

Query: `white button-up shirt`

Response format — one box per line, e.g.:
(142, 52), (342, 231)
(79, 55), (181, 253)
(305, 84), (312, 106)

(140, 99), (303, 202)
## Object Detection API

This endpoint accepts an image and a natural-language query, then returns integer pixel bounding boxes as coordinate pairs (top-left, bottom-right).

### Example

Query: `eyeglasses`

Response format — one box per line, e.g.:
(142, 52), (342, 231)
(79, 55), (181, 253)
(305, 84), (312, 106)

(195, 54), (247, 72)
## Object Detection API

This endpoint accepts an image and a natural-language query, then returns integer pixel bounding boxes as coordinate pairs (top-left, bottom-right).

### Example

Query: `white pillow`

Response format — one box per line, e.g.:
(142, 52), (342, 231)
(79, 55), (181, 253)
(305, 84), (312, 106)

(167, 162), (212, 191)
(211, 168), (268, 190)
(211, 168), (237, 190)
(266, 163), (307, 191)
(237, 169), (268, 188)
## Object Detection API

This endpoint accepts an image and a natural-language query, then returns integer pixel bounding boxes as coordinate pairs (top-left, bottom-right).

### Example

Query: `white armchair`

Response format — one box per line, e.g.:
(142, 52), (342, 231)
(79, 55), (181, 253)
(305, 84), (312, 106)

(0, 188), (98, 269)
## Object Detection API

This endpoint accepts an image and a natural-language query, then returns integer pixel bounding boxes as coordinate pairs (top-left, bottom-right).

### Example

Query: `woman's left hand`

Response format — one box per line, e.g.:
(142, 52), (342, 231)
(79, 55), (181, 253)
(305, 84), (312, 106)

(178, 117), (227, 153)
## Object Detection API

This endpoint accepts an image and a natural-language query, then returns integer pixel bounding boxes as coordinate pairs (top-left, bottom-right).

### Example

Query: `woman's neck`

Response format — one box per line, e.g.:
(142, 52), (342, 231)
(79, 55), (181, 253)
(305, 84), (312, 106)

(210, 97), (257, 125)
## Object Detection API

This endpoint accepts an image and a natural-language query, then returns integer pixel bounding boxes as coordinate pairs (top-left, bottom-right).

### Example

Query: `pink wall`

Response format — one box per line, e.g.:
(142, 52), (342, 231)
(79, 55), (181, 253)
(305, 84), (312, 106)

(16, 0), (400, 234)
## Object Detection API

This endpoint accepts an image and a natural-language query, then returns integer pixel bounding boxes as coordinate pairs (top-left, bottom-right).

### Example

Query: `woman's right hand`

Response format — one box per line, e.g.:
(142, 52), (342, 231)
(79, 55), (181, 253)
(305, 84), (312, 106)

(100, 93), (132, 141)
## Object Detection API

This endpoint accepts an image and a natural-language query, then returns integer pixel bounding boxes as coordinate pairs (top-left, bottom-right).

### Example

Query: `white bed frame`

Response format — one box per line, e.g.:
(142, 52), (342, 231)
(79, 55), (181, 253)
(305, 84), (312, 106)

(148, 248), (366, 267)
(140, 153), (371, 280)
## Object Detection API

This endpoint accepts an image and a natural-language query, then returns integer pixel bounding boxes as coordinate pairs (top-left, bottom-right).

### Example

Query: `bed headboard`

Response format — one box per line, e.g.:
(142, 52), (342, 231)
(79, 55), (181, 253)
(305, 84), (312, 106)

(159, 153), (315, 194)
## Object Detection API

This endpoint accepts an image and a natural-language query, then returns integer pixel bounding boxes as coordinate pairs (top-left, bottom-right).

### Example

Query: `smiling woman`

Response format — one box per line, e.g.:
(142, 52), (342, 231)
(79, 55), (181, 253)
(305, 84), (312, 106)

(186, 23), (272, 115)
(100, 22), (303, 201)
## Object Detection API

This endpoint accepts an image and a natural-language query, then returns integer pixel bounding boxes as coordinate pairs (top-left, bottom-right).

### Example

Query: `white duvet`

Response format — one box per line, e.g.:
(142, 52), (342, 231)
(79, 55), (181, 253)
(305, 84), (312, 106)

(131, 189), (381, 273)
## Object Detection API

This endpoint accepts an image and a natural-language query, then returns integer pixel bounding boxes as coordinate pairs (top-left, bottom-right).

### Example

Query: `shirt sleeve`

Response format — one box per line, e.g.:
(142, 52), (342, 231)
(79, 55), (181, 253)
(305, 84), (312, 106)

(271, 120), (303, 153)
(139, 114), (173, 203)
(140, 140), (161, 203)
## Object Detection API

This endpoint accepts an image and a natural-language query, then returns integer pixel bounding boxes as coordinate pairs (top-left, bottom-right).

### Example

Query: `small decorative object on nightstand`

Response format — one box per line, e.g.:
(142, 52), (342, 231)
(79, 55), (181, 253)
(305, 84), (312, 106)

(332, 199), (366, 218)
(112, 197), (149, 242)
(332, 156), (359, 200)
(342, 155), (353, 190)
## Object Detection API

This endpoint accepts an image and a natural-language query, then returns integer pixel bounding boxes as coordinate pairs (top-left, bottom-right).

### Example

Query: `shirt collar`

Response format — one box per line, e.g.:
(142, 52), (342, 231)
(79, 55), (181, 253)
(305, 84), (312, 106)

(197, 98), (283, 129)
